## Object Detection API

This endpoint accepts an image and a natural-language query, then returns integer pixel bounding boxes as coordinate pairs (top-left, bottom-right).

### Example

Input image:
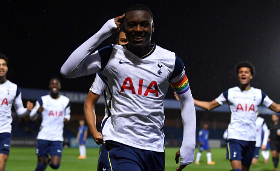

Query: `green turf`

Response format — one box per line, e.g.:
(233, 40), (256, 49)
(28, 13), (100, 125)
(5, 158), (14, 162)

(6, 147), (274, 171)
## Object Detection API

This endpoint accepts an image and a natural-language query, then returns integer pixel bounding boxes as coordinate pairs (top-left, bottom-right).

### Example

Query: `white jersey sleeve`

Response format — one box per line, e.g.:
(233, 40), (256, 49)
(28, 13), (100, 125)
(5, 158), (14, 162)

(176, 89), (196, 166)
(169, 56), (196, 165)
(215, 92), (227, 105)
(223, 129), (228, 139)
(13, 90), (30, 117)
(60, 19), (117, 78)
(64, 101), (71, 121)
(89, 73), (107, 95)
(262, 92), (273, 107)
(262, 122), (269, 146)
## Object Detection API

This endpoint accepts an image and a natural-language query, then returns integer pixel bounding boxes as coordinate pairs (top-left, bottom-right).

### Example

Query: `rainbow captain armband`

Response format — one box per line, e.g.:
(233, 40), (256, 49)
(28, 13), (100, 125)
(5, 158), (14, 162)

(170, 75), (190, 94)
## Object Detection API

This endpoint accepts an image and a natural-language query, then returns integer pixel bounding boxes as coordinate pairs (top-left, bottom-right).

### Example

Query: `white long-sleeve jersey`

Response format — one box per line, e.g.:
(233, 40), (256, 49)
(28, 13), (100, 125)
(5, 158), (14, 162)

(30, 94), (70, 141)
(255, 116), (269, 147)
(0, 80), (30, 133)
(61, 18), (196, 165)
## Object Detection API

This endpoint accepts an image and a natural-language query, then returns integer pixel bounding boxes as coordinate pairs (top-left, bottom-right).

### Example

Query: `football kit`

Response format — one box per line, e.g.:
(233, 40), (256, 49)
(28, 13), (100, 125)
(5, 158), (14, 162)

(198, 129), (210, 151)
(0, 80), (31, 155)
(61, 18), (196, 168)
(215, 86), (273, 167)
(30, 94), (70, 157)
(253, 117), (269, 158)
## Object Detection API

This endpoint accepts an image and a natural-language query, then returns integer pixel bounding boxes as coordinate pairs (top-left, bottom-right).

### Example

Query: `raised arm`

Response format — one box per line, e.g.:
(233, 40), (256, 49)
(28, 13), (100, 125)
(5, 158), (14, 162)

(194, 99), (220, 111)
(269, 102), (280, 113)
(60, 15), (125, 78)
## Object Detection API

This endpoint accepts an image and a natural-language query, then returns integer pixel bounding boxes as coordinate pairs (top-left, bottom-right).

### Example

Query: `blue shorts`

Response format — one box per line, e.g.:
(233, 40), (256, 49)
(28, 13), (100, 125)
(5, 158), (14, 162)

(226, 139), (255, 167)
(265, 141), (270, 150)
(253, 147), (260, 159)
(36, 139), (63, 157)
(98, 141), (165, 171)
(79, 138), (85, 145)
(0, 133), (11, 156)
(199, 142), (210, 151)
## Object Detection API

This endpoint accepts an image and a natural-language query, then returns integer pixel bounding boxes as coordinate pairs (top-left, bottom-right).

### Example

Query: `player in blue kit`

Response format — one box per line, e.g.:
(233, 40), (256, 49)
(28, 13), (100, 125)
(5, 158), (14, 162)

(61, 4), (196, 171)
(195, 123), (215, 165)
(76, 120), (88, 159)
(30, 78), (71, 171)
(0, 53), (34, 171)
(194, 61), (280, 171)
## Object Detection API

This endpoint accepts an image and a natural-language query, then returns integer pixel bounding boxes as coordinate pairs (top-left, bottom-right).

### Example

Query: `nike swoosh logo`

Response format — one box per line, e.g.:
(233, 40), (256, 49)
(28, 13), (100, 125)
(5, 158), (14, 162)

(119, 60), (130, 64)
(4, 144), (9, 147)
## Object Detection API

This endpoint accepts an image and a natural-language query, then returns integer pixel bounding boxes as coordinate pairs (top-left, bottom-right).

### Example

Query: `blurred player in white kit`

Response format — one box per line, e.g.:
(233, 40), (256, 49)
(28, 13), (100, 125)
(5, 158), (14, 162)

(0, 52), (33, 171)
(251, 113), (269, 165)
(194, 61), (280, 171)
(30, 78), (70, 171)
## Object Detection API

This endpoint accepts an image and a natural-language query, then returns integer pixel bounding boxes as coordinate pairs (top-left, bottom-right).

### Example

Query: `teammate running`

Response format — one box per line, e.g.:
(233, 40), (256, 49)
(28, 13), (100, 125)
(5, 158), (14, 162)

(61, 4), (196, 171)
(30, 78), (71, 171)
(251, 115), (269, 165)
(194, 61), (280, 171)
(0, 53), (33, 171)
(261, 139), (270, 164)
(195, 123), (215, 165)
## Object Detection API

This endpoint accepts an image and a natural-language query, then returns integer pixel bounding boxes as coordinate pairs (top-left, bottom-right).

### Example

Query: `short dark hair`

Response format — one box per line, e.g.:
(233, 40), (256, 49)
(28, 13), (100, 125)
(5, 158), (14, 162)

(125, 4), (153, 19)
(0, 52), (8, 65)
(235, 61), (255, 76)
(50, 77), (61, 83)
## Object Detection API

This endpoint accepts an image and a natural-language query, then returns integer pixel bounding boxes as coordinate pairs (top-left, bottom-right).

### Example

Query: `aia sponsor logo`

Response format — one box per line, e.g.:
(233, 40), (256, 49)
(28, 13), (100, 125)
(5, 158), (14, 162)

(120, 77), (159, 97)
(48, 111), (63, 117)
(236, 104), (255, 112)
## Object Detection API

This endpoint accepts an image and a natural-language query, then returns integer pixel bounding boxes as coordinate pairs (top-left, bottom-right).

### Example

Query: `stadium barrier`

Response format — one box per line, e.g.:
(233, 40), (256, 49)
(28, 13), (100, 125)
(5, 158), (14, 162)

(70, 138), (100, 148)
(209, 140), (222, 148)
(11, 137), (37, 147)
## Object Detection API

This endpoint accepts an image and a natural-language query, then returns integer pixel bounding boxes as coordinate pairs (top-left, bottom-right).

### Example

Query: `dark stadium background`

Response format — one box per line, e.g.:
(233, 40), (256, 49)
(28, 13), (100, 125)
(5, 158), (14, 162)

(1, 0), (280, 148)
(1, 0), (280, 101)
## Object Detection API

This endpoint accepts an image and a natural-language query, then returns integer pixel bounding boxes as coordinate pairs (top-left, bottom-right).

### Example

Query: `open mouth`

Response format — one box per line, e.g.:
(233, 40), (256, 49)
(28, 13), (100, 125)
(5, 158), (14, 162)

(52, 88), (58, 92)
(241, 77), (246, 81)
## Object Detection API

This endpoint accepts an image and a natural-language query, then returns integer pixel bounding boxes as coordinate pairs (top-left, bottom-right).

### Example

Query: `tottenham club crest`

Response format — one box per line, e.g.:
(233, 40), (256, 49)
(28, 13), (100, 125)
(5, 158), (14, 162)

(157, 62), (162, 75)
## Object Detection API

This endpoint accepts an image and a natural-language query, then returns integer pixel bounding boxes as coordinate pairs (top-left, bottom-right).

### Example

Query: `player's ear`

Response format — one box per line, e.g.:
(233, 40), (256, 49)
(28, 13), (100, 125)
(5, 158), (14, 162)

(152, 23), (155, 32)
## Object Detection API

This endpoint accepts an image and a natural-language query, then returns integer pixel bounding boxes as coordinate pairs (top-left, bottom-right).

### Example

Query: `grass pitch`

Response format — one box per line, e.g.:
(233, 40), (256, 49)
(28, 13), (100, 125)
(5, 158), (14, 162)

(7, 147), (274, 171)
